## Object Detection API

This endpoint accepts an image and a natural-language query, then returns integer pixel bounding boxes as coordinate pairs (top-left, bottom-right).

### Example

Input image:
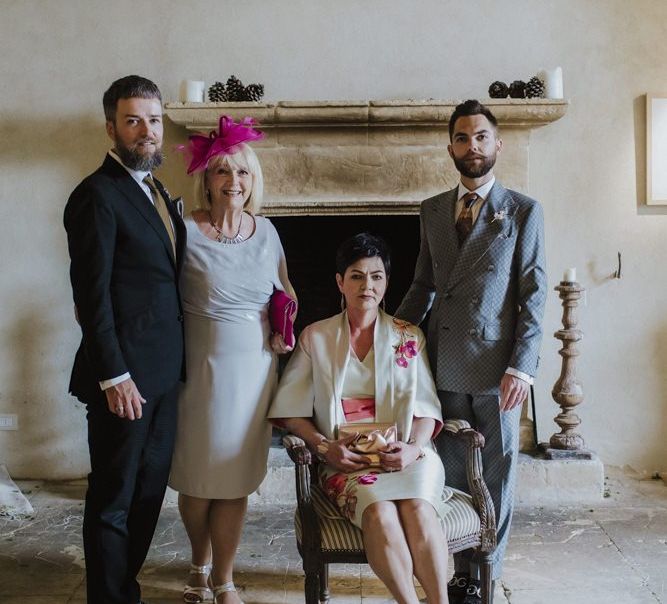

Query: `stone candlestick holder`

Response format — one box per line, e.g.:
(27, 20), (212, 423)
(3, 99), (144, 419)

(540, 280), (594, 460)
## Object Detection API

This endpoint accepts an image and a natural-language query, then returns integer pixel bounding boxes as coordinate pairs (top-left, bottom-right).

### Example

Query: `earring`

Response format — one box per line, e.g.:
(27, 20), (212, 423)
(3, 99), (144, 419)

(205, 190), (211, 201)
(340, 295), (346, 311)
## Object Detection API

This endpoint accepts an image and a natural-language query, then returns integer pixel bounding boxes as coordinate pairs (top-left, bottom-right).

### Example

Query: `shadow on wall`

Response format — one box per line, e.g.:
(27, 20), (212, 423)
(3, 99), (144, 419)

(634, 95), (667, 215)
(0, 113), (222, 479)
(5, 300), (87, 479)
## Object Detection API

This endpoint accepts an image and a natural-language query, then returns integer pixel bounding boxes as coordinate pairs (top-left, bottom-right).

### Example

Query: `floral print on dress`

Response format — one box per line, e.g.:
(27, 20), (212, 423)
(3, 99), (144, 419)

(392, 318), (418, 368)
(321, 470), (381, 522)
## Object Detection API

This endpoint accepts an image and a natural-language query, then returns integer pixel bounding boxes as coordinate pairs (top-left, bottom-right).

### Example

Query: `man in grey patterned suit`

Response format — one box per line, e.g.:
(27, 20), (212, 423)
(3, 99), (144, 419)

(396, 100), (547, 603)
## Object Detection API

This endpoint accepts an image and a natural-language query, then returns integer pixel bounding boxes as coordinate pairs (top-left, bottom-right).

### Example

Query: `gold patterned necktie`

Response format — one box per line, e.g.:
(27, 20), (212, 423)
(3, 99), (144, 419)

(143, 175), (176, 258)
(455, 192), (479, 247)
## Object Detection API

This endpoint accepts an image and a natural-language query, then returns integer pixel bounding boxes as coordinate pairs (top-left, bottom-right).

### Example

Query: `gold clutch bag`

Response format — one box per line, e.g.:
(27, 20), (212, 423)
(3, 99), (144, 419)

(337, 422), (398, 467)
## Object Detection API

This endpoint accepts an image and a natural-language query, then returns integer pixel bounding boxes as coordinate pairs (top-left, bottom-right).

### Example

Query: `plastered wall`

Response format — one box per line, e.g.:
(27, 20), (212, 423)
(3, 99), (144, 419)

(0, 0), (665, 478)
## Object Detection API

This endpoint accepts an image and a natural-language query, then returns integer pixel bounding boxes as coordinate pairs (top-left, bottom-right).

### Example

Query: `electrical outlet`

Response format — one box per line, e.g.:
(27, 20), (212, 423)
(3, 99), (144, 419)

(0, 414), (18, 430)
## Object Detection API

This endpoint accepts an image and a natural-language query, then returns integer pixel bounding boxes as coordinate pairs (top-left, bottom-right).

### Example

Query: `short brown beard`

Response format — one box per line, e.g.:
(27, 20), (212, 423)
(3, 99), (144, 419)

(453, 153), (496, 179)
(115, 138), (163, 172)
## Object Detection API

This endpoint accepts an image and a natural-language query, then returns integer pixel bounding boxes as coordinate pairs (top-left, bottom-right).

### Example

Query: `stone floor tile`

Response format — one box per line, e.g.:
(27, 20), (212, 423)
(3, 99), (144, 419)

(506, 586), (653, 604)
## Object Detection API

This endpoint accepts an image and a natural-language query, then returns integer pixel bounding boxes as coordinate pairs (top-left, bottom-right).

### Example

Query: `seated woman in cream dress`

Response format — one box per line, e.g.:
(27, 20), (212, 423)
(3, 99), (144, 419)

(269, 233), (452, 604)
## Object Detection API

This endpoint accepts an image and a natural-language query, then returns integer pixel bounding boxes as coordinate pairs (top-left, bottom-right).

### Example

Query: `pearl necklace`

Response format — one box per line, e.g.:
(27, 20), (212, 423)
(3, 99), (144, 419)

(208, 211), (245, 244)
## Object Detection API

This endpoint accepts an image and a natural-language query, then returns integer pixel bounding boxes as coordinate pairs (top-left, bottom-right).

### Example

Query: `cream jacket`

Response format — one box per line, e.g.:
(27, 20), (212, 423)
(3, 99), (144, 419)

(268, 310), (442, 441)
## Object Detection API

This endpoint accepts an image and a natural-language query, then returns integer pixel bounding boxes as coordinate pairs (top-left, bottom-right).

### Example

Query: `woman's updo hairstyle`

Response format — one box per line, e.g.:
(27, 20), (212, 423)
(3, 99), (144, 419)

(335, 232), (391, 278)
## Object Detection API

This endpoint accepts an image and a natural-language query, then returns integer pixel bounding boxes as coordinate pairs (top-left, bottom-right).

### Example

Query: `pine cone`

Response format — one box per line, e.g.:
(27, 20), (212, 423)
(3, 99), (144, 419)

(508, 80), (526, 98)
(225, 75), (245, 101)
(488, 81), (509, 98)
(244, 83), (264, 102)
(207, 81), (227, 102)
(525, 75), (545, 98)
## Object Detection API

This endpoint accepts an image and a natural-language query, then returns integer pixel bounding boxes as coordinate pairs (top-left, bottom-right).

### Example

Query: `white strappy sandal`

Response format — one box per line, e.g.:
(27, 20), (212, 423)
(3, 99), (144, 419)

(183, 562), (214, 603)
(212, 581), (244, 603)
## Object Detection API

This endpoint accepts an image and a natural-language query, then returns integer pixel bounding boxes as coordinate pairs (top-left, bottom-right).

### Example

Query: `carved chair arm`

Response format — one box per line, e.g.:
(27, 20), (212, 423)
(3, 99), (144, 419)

(442, 419), (497, 551)
(282, 434), (324, 553)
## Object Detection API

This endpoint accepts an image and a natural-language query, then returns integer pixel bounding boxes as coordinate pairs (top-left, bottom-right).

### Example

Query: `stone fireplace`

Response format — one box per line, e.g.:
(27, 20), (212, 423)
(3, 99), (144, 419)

(163, 99), (605, 506)
(165, 98), (568, 327)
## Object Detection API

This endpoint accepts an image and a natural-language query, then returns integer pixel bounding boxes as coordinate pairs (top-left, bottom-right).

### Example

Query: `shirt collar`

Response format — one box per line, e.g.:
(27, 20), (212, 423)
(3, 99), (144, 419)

(457, 176), (496, 202)
(108, 149), (151, 186)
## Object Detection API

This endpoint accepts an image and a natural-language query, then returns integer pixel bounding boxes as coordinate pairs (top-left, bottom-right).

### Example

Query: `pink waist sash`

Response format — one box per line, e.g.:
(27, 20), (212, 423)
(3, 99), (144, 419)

(342, 397), (376, 422)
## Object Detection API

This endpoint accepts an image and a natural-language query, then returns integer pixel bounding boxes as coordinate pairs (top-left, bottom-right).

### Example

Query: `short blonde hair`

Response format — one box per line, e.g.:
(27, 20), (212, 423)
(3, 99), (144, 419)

(193, 143), (264, 215)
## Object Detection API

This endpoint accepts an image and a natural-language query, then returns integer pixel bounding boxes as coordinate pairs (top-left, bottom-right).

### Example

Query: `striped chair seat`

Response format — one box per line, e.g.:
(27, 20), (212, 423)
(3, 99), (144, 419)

(295, 485), (480, 553)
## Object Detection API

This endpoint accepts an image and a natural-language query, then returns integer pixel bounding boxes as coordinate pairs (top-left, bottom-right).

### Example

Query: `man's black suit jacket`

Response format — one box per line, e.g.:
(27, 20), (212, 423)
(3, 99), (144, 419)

(64, 154), (186, 405)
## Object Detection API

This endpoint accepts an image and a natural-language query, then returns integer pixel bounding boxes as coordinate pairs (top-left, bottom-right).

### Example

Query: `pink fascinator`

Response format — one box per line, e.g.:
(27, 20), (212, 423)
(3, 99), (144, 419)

(178, 115), (265, 174)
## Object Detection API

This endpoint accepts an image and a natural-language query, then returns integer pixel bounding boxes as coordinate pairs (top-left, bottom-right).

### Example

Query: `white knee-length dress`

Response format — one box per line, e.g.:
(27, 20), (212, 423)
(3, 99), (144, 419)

(169, 214), (291, 499)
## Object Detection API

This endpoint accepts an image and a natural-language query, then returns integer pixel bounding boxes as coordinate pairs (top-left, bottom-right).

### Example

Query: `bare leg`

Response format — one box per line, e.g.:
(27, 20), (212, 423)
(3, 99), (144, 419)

(361, 502), (421, 604)
(397, 499), (449, 604)
(209, 497), (248, 604)
(178, 493), (213, 590)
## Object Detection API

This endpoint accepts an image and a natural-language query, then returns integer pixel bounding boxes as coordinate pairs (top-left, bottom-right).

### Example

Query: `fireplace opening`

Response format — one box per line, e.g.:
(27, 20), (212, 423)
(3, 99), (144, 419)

(272, 214), (423, 334)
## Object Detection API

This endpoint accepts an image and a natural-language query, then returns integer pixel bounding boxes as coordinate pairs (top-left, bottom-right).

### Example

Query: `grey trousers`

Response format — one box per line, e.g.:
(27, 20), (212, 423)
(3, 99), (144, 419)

(436, 390), (521, 581)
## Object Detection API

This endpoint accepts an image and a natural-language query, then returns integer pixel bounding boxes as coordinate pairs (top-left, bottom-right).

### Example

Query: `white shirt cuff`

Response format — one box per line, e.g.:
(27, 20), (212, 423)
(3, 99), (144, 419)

(505, 367), (533, 385)
(99, 373), (131, 391)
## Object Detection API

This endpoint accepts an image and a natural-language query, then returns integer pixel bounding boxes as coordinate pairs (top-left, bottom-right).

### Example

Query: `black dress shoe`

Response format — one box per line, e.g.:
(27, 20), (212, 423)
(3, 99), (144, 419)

(447, 573), (470, 604)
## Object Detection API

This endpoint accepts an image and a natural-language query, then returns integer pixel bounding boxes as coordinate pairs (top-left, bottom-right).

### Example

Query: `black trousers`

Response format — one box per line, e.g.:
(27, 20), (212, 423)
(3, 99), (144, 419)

(83, 383), (179, 604)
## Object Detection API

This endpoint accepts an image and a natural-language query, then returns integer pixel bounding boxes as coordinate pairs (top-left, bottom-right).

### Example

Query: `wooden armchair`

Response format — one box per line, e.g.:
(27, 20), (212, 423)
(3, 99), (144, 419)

(282, 419), (497, 604)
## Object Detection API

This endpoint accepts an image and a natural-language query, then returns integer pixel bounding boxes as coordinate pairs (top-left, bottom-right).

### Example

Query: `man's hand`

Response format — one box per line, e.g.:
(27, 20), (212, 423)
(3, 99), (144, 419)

(105, 378), (146, 420)
(499, 373), (529, 411)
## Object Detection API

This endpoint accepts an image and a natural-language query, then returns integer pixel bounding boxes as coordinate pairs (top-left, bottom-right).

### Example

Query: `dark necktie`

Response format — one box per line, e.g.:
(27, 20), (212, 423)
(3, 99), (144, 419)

(143, 175), (176, 257)
(455, 192), (478, 247)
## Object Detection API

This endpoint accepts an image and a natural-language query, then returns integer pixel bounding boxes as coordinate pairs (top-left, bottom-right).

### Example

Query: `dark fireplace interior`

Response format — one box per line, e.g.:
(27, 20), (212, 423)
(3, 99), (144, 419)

(270, 214), (423, 445)
(272, 214), (422, 336)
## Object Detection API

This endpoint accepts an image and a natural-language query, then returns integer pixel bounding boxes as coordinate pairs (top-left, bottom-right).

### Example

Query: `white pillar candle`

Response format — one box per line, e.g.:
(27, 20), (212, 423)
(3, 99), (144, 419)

(543, 67), (563, 99)
(180, 80), (205, 103)
(563, 267), (576, 282)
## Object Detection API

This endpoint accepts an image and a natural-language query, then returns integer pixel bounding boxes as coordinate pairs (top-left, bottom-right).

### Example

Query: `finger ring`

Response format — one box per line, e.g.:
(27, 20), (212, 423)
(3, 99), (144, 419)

(116, 405), (124, 414)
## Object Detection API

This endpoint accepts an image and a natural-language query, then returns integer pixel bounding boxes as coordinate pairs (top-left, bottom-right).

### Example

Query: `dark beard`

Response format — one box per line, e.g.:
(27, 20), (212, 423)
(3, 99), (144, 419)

(453, 154), (496, 179)
(115, 140), (163, 171)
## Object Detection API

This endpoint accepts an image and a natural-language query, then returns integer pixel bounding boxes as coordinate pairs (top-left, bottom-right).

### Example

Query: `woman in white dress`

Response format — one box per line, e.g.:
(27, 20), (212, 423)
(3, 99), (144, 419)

(169, 116), (294, 604)
(269, 233), (451, 604)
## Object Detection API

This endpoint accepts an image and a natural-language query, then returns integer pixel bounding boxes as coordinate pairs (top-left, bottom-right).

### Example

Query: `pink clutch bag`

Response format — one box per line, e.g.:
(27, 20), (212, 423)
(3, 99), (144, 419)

(269, 290), (297, 348)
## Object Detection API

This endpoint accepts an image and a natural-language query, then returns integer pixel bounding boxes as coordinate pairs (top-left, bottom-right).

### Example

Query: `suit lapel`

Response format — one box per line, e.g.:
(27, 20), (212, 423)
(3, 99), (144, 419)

(446, 182), (516, 290)
(101, 155), (177, 269)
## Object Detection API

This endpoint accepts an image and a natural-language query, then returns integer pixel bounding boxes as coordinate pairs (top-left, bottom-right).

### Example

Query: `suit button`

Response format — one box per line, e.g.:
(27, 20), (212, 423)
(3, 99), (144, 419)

(434, 261), (440, 269)
(442, 326), (450, 331)
(177, 314), (184, 322)
(444, 292), (452, 299)
(471, 296), (479, 304)
(487, 264), (495, 271)
(469, 328), (477, 336)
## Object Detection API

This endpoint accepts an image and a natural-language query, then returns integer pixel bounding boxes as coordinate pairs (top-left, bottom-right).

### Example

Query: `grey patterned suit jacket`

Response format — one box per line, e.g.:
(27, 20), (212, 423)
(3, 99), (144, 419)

(396, 181), (547, 395)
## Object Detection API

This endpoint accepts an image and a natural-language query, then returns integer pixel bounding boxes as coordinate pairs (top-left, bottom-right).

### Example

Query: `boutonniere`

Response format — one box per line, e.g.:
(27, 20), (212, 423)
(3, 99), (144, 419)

(392, 318), (418, 368)
(491, 209), (507, 223)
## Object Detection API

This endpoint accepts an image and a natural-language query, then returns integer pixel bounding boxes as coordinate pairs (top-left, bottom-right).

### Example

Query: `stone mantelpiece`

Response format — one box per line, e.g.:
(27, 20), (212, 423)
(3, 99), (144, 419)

(165, 99), (568, 216)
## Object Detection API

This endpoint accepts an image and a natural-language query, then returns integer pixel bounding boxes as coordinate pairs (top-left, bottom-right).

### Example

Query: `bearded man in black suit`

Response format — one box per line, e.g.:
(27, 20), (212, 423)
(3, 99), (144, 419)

(64, 75), (186, 604)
